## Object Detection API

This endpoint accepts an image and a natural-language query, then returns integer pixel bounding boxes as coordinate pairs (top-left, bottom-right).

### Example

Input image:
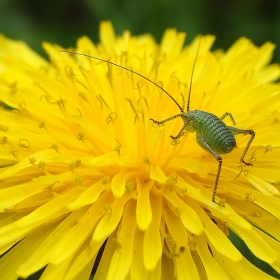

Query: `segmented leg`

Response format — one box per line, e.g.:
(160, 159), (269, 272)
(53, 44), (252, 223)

(150, 113), (182, 126)
(170, 125), (186, 140)
(170, 116), (194, 140)
(196, 135), (222, 203)
(228, 127), (255, 165)
(220, 112), (236, 125)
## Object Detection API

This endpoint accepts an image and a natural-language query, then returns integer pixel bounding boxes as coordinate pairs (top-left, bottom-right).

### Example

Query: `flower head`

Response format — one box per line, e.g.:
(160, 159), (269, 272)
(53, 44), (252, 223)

(0, 21), (280, 279)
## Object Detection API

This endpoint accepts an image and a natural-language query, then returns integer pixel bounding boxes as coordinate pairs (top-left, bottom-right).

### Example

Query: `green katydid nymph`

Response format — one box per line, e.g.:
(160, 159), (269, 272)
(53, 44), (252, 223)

(60, 37), (255, 204)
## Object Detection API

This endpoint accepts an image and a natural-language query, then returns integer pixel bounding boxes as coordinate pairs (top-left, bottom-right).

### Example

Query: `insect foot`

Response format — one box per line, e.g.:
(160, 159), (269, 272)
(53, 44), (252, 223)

(238, 128), (255, 167)
(150, 118), (161, 125)
(242, 161), (253, 166)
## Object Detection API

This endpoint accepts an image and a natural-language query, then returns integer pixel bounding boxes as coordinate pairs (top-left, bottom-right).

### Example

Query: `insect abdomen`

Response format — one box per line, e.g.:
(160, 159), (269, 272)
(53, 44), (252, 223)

(188, 110), (236, 154)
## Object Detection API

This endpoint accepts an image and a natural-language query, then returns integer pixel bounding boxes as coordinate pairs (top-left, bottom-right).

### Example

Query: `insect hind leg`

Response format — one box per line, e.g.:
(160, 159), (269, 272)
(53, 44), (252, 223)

(220, 112), (236, 125)
(196, 135), (222, 203)
(229, 127), (255, 166)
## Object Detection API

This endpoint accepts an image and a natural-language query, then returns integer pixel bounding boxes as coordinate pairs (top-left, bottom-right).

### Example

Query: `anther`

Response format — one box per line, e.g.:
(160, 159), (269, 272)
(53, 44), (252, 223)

(9, 148), (18, 159)
(39, 122), (46, 129)
(29, 157), (36, 165)
(19, 139), (30, 148)
(37, 161), (46, 169)
(113, 139), (121, 156)
(35, 83), (49, 95)
(76, 132), (86, 141)
(65, 66), (76, 79)
(137, 97), (149, 110)
(43, 181), (59, 192)
(96, 94), (110, 110)
(142, 156), (150, 165)
(245, 192), (255, 202)
(56, 96), (67, 109)
(76, 108), (82, 117)
(250, 210), (261, 218)
(106, 112), (117, 125)
(50, 144), (59, 153)
(40, 95), (51, 102)
(125, 98), (142, 123)
(1, 136), (8, 145)
(264, 144), (273, 153)
(78, 92), (88, 102)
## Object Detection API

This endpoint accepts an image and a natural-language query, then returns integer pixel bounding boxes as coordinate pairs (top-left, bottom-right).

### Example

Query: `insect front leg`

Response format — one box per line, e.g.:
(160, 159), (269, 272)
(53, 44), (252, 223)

(196, 135), (222, 203)
(170, 126), (185, 140)
(169, 116), (194, 140)
(150, 113), (182, 126)
(229, 127), (255, 166)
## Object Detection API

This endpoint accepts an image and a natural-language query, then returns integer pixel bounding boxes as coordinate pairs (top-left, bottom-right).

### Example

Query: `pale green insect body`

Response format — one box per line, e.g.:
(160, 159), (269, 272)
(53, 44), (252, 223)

(153, 106), (255, 203)
(149, 38), (255, 203)
(185, 110), (236, 154)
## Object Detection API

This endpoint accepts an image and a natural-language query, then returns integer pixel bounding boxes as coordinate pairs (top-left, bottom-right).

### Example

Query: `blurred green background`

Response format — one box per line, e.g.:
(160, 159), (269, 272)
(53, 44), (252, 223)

(0, 0), (280, 63)
(1, 0), (280, 279)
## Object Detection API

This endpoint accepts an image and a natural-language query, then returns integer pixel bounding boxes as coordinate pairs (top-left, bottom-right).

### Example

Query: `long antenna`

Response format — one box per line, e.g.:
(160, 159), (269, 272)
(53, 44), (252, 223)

(59, 50), (184, 113)
(186, 36), (201, 112)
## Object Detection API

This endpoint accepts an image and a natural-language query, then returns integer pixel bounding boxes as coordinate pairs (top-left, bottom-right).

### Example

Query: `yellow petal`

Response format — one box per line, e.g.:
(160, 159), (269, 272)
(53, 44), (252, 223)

(136, 179), (153, 230)
(107, 200), (137, 280)
(163, 205), (200, 280)
(93, 192), (131, 242)
(196, 236), (230, 280)
(143, 194), (162, 270)
(186, 198), (242, 261)
(163, 191), (204, 235)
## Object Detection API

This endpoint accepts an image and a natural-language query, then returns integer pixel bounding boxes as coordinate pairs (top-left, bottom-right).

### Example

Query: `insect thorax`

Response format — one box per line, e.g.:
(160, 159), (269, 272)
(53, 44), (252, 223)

(182, 110), (236, 154)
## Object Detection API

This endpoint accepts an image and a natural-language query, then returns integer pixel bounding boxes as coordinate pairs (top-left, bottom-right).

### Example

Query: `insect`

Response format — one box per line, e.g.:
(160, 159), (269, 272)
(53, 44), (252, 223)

(60, 38), (255, 204)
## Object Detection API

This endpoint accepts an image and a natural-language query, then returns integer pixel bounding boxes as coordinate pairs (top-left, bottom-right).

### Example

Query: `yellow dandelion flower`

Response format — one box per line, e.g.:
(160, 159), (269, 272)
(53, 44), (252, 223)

(0, 21), (280, 280)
